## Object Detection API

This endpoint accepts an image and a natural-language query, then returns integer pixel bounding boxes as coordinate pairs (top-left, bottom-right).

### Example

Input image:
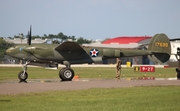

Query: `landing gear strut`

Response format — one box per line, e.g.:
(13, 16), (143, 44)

(59, 65), (74, 81)
(18, 61), (29, 83)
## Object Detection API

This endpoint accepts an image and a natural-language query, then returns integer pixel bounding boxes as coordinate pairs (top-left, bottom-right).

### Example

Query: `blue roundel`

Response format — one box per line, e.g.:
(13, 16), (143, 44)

(90, 48), (99, 57)
(19, 47), (23, 51)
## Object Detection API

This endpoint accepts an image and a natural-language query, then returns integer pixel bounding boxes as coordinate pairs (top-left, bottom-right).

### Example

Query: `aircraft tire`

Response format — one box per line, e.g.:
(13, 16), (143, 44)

(18, 71), (28, 81)
(60, 68), (74, 81)
(59, 68), (66, 80)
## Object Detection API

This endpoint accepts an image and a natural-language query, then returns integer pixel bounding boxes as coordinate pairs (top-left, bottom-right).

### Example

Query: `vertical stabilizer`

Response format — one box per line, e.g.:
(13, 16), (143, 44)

(148, 33), (171, 64)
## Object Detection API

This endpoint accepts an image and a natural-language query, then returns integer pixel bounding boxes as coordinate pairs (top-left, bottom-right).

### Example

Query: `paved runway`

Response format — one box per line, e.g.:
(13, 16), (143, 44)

(0, 79), (179, 95)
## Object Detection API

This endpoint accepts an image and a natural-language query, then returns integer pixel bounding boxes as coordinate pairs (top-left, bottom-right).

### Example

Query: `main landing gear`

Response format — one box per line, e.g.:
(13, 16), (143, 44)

(59, 65), (74, 81)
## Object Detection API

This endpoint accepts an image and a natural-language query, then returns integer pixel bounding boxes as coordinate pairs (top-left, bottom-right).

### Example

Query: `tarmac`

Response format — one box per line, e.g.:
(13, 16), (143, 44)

(0, 78), (179, 95)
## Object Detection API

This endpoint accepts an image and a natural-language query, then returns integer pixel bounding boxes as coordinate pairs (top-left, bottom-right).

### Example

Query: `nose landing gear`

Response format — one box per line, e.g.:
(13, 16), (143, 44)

(18, 61), (29, 83)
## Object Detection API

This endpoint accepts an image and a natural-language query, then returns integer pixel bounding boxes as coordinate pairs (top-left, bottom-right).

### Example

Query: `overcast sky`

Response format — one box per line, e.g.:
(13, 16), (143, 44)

(0, 0), (180, 40)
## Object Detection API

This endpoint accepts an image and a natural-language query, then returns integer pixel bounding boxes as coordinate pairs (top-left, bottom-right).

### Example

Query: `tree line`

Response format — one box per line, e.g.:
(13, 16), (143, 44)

(6, 32), (93, 45)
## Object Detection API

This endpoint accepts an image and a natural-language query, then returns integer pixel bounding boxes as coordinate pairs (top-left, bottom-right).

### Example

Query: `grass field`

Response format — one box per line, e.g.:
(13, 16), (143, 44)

(0, 86), (180, 111)
(0, 66), (177, 80)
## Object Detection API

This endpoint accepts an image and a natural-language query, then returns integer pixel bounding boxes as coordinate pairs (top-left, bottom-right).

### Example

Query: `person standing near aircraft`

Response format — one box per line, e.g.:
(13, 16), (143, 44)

(116, 58), (122, 80)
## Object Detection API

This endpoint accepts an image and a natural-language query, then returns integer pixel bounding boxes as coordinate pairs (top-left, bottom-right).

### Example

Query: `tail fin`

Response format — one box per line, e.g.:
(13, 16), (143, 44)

(148, 33), (171, 64)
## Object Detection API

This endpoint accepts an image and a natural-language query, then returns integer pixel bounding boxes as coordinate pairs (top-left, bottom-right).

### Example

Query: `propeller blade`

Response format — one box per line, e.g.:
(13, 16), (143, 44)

(27, 25), (32, 45)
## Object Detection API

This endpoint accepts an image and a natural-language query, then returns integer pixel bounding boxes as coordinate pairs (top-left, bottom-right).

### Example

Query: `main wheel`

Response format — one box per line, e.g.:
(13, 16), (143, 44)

(59, 68), (74, 81)
(18, 71), (28, 81)
(59, 68), (66, 79)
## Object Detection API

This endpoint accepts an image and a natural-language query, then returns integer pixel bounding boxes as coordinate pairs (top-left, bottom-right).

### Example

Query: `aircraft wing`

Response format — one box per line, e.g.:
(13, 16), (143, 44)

(54, 41), (102, 64)
(55, 41), (85, 52)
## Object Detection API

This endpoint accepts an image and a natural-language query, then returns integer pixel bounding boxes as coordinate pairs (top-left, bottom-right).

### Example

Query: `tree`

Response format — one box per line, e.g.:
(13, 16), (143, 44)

(0, 38), (14, 58)
(32, 35), (41, 40)
(57, 32), (64, 39)
(70, 36), (76, 41)
(76, 37), (92, 45)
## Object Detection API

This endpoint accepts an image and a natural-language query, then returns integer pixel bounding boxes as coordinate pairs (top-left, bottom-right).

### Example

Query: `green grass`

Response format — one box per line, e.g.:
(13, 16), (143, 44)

(0, 67), (177, 80)
(0, 86), (180, 111)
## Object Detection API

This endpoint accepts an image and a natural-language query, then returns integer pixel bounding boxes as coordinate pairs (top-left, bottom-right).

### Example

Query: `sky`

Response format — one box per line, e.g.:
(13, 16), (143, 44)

(0, 0), (180, 40)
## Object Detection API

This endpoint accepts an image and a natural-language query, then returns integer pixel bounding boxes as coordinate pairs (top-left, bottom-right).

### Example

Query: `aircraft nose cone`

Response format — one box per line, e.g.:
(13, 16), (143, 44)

(6, 47), (14, 55)
(6, 48), (11, 54)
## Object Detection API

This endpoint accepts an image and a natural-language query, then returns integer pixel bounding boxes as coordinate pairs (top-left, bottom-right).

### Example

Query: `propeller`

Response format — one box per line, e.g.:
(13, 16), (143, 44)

(27, 25), (32, 45)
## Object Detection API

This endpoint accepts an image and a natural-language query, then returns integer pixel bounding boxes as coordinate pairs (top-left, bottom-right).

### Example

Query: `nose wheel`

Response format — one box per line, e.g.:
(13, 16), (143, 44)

(18, 71), (28, 82)
(18, 61), (29, 83)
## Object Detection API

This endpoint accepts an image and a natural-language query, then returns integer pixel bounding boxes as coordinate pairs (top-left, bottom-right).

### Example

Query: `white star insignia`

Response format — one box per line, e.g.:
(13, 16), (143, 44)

(90, 49), (99, 57)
